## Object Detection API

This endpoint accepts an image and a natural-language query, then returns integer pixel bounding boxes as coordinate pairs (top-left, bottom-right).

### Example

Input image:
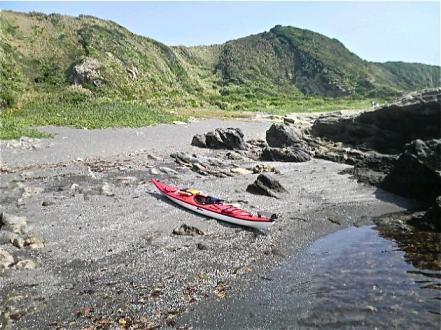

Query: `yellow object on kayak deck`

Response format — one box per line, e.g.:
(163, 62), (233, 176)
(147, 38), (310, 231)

(185, 188), (201, 195)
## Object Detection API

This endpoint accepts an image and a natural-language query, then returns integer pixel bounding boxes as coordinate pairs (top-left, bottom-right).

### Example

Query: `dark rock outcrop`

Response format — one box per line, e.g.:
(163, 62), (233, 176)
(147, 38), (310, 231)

(191, 128), (246, 150)
(311, 88), (441, 154)
(266, 123), (302, 148)
(381, 139), (441, 203)
(191, 134), (207, 148)
(422, 196), (441, 231)
(261, 145), (311, 162)
(246, 174), (287, 198)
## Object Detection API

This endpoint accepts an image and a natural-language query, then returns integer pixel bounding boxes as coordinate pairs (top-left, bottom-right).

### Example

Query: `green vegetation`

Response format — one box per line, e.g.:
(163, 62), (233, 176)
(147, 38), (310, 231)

(1, 99), (184, 129)
(0, 11), (439, 139)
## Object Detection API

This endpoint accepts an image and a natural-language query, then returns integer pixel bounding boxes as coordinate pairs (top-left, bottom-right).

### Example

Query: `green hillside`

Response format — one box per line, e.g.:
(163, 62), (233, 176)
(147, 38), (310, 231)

(0, 10), (439, 138)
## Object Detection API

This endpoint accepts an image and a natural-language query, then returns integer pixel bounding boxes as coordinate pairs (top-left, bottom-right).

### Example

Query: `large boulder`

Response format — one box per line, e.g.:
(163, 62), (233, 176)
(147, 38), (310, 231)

(261, 145), (311, 162)
(70, 57), (104, 87)
(191, 128), (246, 150)
(381, 139), (441, 203)
(311, 89), (441, 154)
(421, 196), (441, 231)
(246, 174), (288, 198)
(266, 123), (302, 148)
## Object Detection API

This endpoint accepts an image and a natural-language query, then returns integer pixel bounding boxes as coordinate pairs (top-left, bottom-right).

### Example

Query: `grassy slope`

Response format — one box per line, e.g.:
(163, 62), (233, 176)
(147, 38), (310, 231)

(0, 11), (439, 139)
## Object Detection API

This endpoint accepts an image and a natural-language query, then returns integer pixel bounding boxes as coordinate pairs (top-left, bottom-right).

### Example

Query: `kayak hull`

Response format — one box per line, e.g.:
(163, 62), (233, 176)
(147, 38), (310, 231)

(152, 179), (274, 230)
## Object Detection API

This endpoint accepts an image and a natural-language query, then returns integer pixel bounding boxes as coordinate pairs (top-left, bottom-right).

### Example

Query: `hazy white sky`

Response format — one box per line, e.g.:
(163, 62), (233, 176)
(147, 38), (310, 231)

(2, 1), (440, 65)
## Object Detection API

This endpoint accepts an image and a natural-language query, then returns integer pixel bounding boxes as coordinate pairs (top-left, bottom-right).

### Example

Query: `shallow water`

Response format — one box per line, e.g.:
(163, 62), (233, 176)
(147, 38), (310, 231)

(182, 226), (441, 329)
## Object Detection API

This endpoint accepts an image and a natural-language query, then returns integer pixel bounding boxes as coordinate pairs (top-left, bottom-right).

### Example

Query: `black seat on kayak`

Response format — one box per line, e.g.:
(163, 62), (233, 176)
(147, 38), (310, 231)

(195, 195), (223, 205)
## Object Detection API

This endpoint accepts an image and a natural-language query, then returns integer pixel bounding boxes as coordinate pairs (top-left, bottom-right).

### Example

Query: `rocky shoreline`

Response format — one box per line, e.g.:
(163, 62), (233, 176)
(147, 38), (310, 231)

(0, 89), (439, 329)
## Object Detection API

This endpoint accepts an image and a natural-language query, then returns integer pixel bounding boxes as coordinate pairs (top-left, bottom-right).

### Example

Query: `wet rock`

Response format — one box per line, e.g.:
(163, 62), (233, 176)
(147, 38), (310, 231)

(0, 249), (15, 269)
(422, 196), (441, 231)
(246, 174), (288, 198)
(261, 145), (311, 162)
(266, 123), (302, 147)
(14, 259), (36, 270)
(311, 88), (441, 154)
(0, 213), (27, 234)
(173, 224), (204, 236)
(192, 128), (247, 150)
(99, 182), (114, 197)
(381, 139), (441, 203)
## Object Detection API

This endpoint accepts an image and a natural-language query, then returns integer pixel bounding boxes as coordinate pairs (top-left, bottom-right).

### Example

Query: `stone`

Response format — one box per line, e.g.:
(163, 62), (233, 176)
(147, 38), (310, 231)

(191, 134), (207, 148)
(173, 224), (204, 236)
(0, 249), (14, 269)
(225, 151), (245, 160)
(21, 186), (43, 198)
(12, 237), (25, 249)
(14, 259), (36, 270)
(261, 145), (311, 162)
(70, 184), (80, 193)
(159, 167), (178, 175)
(422, 196), (441, 231)
(0, 231), (18, 245)
(116, 176), (138, 185)
(126, 66), (138, 80)
(100, 182), (114, 197)
(381, 139), (441, 203)
(147, 154), (161, 161)
(246, 174), (288, 198)
(192, 128), (246, 150)
(311, 88), (441, 154)
(171, 152), (200, 165)
(196, 243), (208, 250)
(266, 123), (302, 148)
(0, 213), (27, 234)
(230, 168), (253, 175)
(70, 57), (104, 87)
(42, 200), (55, 207)
(252, 164), (275, 174)
(24, 236), (45, 249)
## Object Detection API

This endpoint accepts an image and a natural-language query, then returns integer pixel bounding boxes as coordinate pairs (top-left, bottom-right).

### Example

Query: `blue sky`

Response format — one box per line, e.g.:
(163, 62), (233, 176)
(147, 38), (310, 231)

(1, 1), (439, 65)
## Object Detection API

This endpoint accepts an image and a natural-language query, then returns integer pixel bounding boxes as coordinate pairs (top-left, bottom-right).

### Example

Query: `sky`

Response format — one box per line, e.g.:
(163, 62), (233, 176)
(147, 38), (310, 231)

(1, 1), (440, 65)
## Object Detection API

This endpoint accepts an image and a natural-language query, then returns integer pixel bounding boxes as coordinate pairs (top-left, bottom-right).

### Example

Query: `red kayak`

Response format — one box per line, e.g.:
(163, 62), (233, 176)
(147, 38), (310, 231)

(151, 179), (276, 230)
